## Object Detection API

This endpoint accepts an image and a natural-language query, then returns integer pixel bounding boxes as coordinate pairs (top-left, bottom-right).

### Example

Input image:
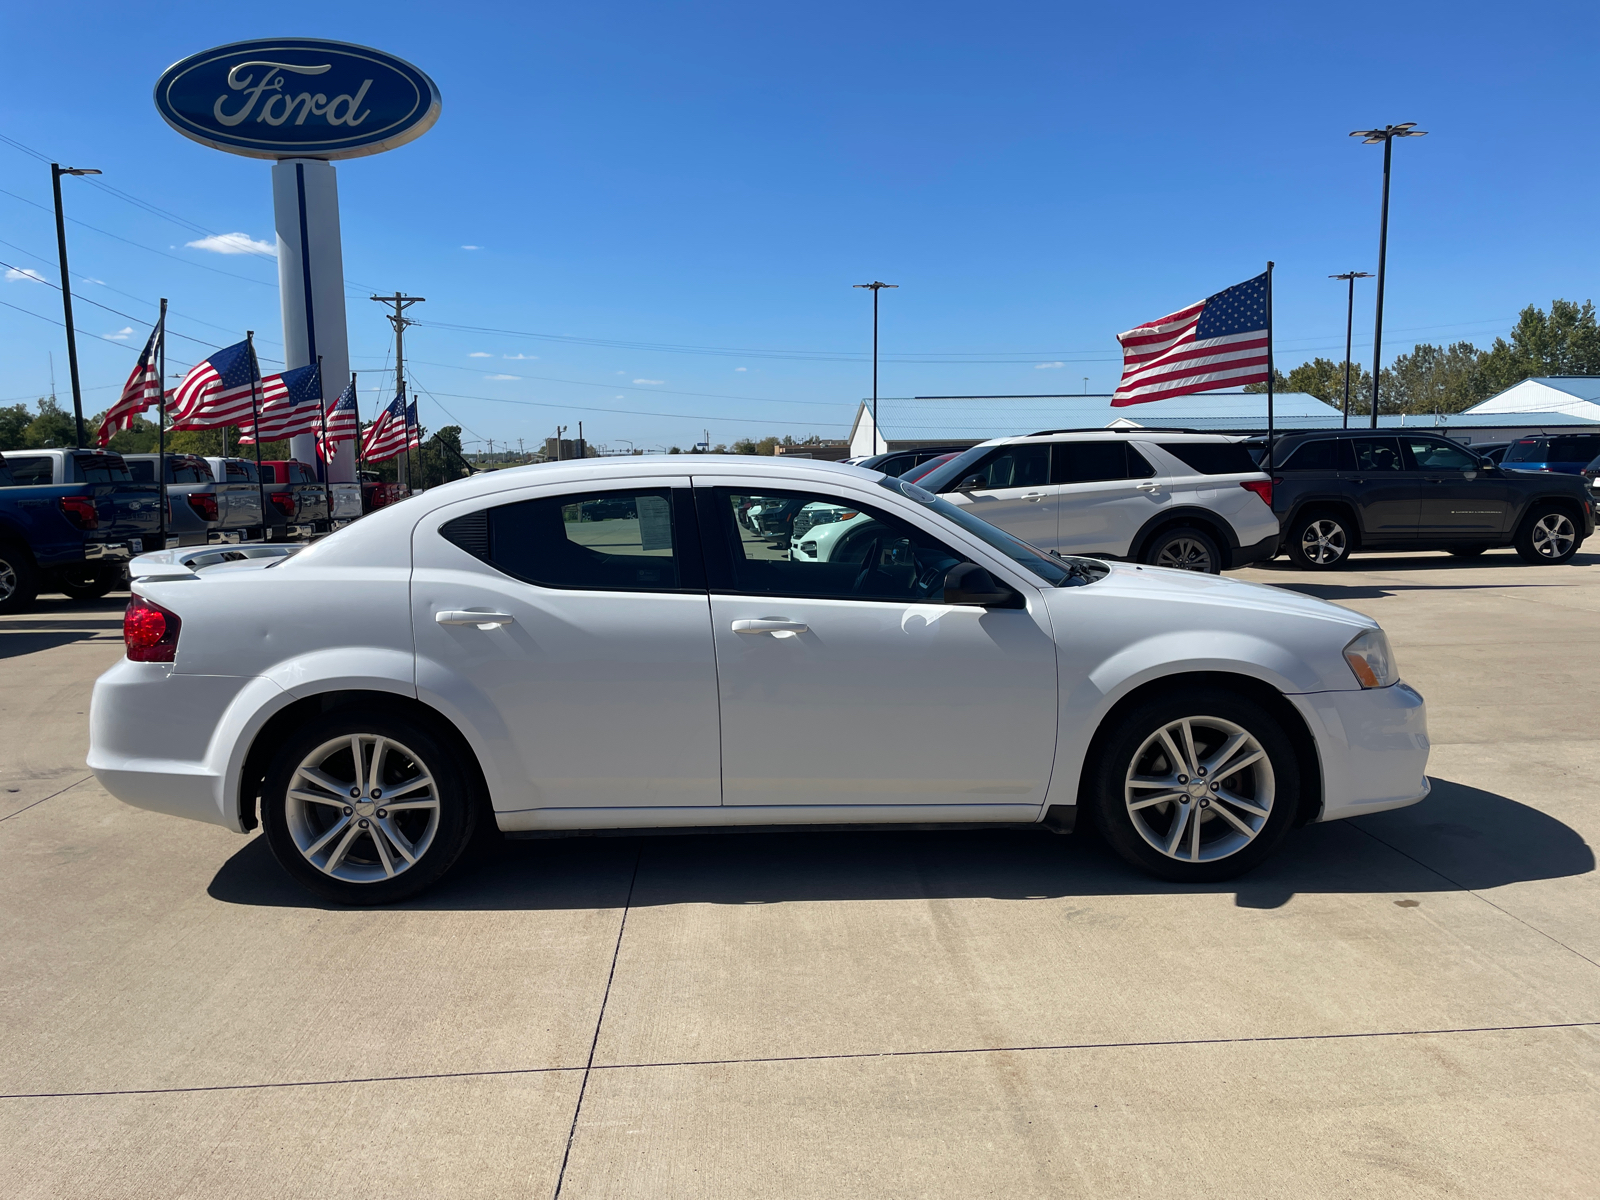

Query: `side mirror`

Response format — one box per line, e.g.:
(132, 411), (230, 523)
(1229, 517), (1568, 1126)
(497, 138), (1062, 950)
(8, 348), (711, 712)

(957, 474), (987, 491)
(943, 562), (1018, 607)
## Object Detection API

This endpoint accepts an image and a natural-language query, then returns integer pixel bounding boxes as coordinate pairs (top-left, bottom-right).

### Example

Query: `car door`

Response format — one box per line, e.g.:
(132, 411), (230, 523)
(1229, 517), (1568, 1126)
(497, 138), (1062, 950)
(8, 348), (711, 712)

(1340, 436), (1420, 539)
(941, 442), (1057, 548)
(411, 477), (722, 810)
(697, 479), (1059, 809)
(1054, 441), (1168, 555)
(1403, 437), (1512, 536)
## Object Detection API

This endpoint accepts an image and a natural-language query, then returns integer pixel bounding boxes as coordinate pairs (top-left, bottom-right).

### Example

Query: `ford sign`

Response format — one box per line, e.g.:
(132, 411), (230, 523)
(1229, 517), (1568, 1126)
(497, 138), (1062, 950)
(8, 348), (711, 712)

(154, 38), (441, 160)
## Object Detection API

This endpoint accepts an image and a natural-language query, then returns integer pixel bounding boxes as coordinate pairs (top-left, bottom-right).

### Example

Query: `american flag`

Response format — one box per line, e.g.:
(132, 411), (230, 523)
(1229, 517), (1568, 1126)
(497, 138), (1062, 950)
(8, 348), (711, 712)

(317, 379), (360, 459)
(1111, 272), (1270, 407)
(361, 397), (410, 462)
(96, 323), (162, 446)
(239, 362), (323, 443)
(405, 400), (422, 450)
(168, 338), (261, 429)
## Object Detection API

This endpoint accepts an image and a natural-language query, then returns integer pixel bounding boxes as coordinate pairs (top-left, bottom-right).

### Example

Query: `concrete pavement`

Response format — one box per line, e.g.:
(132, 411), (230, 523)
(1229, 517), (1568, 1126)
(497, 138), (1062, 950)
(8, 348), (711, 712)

(2, 549), (1597, 1197)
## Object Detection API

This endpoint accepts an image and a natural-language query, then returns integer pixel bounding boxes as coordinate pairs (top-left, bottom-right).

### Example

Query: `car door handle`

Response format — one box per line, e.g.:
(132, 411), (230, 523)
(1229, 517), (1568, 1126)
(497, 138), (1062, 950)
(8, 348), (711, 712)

(731, 619), (809, 635)
(1135, 481), (1162, 491)
(1022, 491), (1047, 502)
(435, 610), (515, 628)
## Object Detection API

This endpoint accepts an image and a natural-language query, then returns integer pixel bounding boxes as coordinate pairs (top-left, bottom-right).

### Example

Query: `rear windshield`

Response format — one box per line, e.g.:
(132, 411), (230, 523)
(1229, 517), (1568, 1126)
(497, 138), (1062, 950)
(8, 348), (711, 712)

(128, 460), (156, 483)
(291, 463), (316, 483)
(73, 454), (132, 483)
(172, 459), (214, 484)
(1156, 442), (1260, 475)
(4, 455), (53, 485)
(1504, 438), (1545, 463)
(224, 460), (258, 483)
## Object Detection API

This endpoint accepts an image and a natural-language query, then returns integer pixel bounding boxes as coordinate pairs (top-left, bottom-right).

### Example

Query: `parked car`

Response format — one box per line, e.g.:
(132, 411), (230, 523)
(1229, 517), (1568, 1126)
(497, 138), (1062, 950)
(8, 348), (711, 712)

(0, 448), (161, 607)
(258, 460), (330, 540)
(1583, 454), (1600, 500)
(1500, 433), (1600, 476)
(360, 471), (404, 514)
(124, 454), (223, 548)
(1469, 441), (1510, 466)
(848, 445), (974, 477)
(91, 457), (1430, 904)
(916, 432), (1278, 573)
(200, 457), (268, 543)
(899, 451), (962, 484)
(1253, 431), (1595, 568)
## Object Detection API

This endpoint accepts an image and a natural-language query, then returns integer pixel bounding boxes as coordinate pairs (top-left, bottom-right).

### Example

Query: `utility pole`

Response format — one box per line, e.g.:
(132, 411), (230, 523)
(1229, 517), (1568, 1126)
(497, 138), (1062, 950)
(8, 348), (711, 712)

(370, 291), (424, 486)
(554, 424), (567, 461)
(517, 437), (525, 461)
(853, 281), (898, 454)
(1350, 123), (1426, 428)
(51, 163), (101, 447)
(1329, 271), (1374, 427)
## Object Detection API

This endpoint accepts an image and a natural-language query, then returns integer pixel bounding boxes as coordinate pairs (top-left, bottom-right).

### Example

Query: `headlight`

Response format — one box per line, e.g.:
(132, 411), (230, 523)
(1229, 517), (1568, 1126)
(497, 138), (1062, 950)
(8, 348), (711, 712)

(1344, 629), (1399, 688)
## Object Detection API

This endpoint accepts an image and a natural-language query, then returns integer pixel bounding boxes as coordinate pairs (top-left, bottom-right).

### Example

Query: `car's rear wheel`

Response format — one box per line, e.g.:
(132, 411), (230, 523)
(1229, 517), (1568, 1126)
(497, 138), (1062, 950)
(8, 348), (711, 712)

(0, 543), (39, 615)
(1287, 511), (1353, 570)
(262, 713), (479, 905)
(1144, 526), (1222, 574)
(1514, 505), (1579, 564)
(53, 564), (122, 601)
(1089, 689), (1300, 882)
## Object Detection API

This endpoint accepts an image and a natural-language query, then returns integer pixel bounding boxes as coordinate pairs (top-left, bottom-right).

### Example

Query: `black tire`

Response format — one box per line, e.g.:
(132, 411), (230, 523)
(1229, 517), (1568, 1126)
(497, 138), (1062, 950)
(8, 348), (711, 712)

(1286, 510), (1355, 570)
(261, 711), (481, 905)
(1088, 688), (1300, 883)
(1143, 526), (1222, 574)
(53, 563), (122, 601)
(1449, 545), (1489, 559)
(0, 542), (39, 615)
(1513, 504), (1580, 565)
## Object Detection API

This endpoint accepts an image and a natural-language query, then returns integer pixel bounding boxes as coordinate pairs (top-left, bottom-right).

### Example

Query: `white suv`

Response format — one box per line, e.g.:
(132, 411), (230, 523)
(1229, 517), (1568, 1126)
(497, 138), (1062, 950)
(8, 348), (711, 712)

(915, 431), (1279, 573)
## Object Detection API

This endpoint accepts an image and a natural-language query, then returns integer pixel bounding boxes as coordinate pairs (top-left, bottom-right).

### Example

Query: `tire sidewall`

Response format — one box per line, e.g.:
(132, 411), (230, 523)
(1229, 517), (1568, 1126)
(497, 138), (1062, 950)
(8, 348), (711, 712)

(0, 544), (39, 614)
(1515, 504), (1580, 565)
(1288, 511), (1353, 570)
(1088, 689), (1300, 882)
(1145, 526), (1222, 574)
(262, 711), (479, 905)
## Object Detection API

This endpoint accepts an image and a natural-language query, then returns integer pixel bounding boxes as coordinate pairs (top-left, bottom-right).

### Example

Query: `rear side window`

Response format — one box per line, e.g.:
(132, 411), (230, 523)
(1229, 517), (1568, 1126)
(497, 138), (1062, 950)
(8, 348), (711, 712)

(874, 454), (918, 478)
(1051, 441), (1156, 483)
(1548, 435), (1600, 462)
(1350, 438), (1405, 472)
(5, 456), (53, 485)
(74, 454), (131, 483)
(442, 488), (683, 592)
(1156, 442), (1259, 475)
(1504, 438), (1544, 463)
(1279, 439), (1354, 471)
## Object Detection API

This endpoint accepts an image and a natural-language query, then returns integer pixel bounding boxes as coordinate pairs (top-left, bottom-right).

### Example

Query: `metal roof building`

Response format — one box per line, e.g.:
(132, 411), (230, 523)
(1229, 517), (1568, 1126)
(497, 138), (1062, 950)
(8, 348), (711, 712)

(1463, 376), (1600, 421)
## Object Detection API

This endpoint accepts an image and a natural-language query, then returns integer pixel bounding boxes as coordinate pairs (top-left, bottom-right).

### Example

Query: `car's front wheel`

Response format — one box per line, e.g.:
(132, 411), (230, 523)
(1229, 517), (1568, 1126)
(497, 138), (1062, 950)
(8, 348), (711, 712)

(1514, 505), (1580, 564)
(262, 712), (480, 905)
(1089, 689), (1300, 882)
(0, 543), (39, 615)
(1144, 526), (1222, 574)
(1287, 511), (1354, 570)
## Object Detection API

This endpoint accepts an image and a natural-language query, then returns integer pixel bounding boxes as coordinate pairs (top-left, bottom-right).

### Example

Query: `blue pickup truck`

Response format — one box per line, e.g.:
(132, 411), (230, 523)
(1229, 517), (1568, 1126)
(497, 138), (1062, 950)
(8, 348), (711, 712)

(0, 448), (164, 613)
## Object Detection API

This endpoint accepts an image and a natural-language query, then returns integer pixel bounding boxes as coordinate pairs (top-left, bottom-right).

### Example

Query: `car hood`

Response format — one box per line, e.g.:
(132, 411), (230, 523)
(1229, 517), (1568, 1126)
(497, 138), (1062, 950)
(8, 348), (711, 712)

(1081, 560), (1376, 629)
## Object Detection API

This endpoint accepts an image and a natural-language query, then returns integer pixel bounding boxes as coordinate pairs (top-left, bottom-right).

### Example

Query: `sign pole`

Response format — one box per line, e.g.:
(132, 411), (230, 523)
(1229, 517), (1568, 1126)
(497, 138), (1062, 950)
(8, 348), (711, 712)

(315, 355), (331, 526)
(246, 332), (267, 540)
(1264, 263), (1275, 474)
(156, 299), (168, 550)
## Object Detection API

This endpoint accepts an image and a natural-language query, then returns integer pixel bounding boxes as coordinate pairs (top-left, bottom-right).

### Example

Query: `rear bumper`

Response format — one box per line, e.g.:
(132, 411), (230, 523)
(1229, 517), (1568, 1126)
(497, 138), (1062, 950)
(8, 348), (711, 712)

(1290, 682), (1431, 821)
(1227, 532), (1279, 570)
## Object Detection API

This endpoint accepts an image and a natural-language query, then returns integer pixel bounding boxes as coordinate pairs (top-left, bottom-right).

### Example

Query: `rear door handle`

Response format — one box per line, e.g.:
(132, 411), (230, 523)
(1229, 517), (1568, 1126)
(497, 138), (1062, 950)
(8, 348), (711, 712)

(1022, 491), (1047, 502)
(435, 610), (515, 629)
(732, 619), (809, 636)
(1135, 481), (1162, 491)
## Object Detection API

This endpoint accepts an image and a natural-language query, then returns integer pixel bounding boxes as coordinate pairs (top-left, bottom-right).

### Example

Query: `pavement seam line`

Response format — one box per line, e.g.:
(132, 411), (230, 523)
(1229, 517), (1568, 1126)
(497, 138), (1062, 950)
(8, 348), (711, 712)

(1350, 819), (1600, 972)
(551, 842), (643, 1200)
(0, 774), (94, 824)
(8, 1019), (1598, 1101)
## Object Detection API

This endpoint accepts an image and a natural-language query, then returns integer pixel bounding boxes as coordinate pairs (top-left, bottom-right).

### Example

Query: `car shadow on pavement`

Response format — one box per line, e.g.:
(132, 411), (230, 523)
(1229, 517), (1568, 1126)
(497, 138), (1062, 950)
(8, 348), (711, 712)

(0, 626), (123, 659)
(207, 776), (1592, 913)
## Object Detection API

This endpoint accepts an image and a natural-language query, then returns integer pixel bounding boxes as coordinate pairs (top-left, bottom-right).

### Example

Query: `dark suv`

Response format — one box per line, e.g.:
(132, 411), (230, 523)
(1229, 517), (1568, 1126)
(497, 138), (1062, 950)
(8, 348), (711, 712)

(1251, 431), (1594, 569)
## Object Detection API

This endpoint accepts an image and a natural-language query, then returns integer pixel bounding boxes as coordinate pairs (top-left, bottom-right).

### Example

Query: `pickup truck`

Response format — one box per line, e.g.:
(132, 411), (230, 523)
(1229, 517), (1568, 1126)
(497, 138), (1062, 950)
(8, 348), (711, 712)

(124, 454), (222, 548)
(0, 448), (163, 610)
(199, 457), (268, 543)
(257, 460), (330, 540)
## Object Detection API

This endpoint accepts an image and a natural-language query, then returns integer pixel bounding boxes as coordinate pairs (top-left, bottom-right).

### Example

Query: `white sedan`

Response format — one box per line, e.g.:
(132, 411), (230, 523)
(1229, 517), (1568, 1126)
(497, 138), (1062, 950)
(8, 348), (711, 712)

(88, 458), (1430, 905)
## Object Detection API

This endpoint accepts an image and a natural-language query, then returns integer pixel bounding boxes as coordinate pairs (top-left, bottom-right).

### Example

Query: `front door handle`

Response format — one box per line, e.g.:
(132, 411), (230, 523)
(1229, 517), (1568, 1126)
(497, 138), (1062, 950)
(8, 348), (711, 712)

(1022, 491), (1047, 502)
(436, 610), (515, 629)
(732, 619), (809, 636)
(1135, 481), (1162, 491)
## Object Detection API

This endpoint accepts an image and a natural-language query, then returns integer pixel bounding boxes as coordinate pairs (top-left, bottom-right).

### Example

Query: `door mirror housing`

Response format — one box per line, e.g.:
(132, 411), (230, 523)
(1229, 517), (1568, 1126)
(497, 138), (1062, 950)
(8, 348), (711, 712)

(943, 562), (1019, 607)
(956, 474), (988, 492)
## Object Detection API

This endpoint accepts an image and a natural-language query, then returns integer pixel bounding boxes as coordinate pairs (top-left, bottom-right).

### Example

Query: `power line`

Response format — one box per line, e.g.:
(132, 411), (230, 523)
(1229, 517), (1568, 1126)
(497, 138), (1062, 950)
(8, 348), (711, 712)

(408, 384), (850, 428)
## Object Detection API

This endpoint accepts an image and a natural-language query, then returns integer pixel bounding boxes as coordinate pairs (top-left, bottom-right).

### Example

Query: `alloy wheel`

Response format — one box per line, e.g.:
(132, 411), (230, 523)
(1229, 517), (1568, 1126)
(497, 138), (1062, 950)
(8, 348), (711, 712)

(0, 559), (15, 603)
(284, 734), (440, 883)
(1123, 715), (1275, 863)
(1529, 513), (1576, 559)
(1154, 536), (1213, 573)
(1299, 519), (1347, 565)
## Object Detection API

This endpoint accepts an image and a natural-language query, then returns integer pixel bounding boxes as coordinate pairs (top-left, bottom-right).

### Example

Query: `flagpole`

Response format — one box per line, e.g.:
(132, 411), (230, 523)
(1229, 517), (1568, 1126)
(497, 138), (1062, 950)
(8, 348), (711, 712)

(156, 299), (168, 552)
(352, 373), (363, 479)
(1264, 262), (1275, 474)
(315, 355), (331, 530)
(246, 332), (267, 541)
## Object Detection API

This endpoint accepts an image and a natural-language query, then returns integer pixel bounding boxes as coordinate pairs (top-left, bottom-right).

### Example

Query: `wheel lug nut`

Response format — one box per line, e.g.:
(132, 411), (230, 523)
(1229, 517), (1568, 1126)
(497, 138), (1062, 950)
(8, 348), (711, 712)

(371, 789), (382, 799)
(1197, 767), (1206, 776)
(349, 788), (360, 798)
(343, 806), (353, 816)
(358, 818), (369, 829)
(376, 809), (387, 819)
(1178, 775), (1188, 784)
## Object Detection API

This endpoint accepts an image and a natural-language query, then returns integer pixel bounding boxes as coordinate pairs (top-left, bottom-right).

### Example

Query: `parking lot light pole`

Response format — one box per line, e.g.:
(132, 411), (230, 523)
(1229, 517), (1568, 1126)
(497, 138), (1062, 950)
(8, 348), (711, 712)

(1329, 271), (1373, 428)
(853, 281), (897, 454)
(1350, 123), (1426, 428)
(51, 164), (102, 448)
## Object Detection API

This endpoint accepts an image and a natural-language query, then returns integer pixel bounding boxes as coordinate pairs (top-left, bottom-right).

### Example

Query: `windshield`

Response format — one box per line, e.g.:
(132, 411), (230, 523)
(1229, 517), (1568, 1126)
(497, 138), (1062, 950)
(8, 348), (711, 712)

(879, 476), (1104, 587)
(1504, 438), (1545, 463)
(914, 444), (994, 494)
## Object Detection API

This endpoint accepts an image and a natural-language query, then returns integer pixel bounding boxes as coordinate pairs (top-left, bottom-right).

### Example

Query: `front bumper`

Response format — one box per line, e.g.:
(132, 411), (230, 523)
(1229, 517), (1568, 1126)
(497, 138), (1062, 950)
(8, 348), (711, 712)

(1290, 681), (1431, 822)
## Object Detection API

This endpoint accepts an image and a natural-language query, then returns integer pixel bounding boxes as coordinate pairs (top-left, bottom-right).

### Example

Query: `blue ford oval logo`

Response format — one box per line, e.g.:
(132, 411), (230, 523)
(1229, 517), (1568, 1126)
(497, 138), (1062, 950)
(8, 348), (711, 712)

(154, 38), (441, 160)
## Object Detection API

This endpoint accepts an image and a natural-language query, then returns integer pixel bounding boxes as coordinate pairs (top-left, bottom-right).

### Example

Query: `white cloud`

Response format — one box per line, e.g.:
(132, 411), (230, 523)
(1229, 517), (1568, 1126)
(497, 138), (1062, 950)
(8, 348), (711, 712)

(461, 245), (481, 250)
(503, 353), (537, 360)
(735, 367), (747, 371)
(615, 370), (626, 375)
(485, 373), (519, 381)
(1034, 361), (1065, 369)
(5, 267), (46, 283)
(633, 378), (664, 385)
(104, 327), (134, 341)
(468, 351), (494, 358)
(186, 232), (276, 256)
(82, 276), (105, 286)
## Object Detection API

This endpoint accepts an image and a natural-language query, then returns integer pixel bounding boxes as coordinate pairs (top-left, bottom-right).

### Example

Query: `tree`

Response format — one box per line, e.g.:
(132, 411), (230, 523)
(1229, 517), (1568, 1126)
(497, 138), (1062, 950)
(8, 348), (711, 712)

(1476, 299), (1600, 396)
(0, 403), (32, 451)
(24, 397), (75, 448)
(1375, 342), (1487, 416)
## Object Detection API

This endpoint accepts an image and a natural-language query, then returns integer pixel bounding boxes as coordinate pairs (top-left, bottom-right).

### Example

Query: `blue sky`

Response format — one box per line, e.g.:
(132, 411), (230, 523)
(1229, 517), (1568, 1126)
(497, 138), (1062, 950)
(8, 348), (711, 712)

(3, 1), (1597, 452)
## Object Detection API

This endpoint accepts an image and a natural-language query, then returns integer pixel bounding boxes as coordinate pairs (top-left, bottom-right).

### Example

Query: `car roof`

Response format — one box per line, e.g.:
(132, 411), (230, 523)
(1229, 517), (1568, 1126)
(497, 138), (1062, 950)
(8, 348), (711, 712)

(975, 430), (1243, 448)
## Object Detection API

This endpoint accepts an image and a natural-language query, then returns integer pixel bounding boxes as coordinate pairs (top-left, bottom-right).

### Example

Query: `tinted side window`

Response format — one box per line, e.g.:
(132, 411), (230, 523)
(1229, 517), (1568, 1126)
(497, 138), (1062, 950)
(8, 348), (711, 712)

(1504, 438), (1544, 463)
(128, 460), (157, 483)
(226, 461), (256, 483)
(713, 488), (963, 603)
(74, 454), (131, 483)
(1281, 440), (1337, 471)
(1404, 439), (1478, 471)
(1549, 435), (1600, 461)
(875, 455), (918, 478)
(0, 458), (12, 487)
(966, 444), (1050, 489)
(1350, 438), (1405, 472)
(1156, 442), (1259, 475)
(1124, 445), (1156, 478)
(6, 456), (53, 485)
(1051, 442), (1127, 484)
(455, 488), (682, 591)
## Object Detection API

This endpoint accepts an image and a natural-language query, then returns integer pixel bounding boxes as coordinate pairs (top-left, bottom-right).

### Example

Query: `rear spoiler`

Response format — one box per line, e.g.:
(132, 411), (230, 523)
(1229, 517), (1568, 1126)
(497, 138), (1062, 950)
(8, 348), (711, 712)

(128, 544), (301, 581)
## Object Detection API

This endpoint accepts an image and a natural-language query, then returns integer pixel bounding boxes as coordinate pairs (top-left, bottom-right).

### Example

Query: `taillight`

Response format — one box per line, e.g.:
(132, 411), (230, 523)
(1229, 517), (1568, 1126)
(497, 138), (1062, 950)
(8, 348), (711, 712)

(1240, 479), (1274, 506)
(124, 594), (181, 663)
(269, 491), (295, 517)
(59, 495), (99, 530)
(187, 492), (219, 521)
